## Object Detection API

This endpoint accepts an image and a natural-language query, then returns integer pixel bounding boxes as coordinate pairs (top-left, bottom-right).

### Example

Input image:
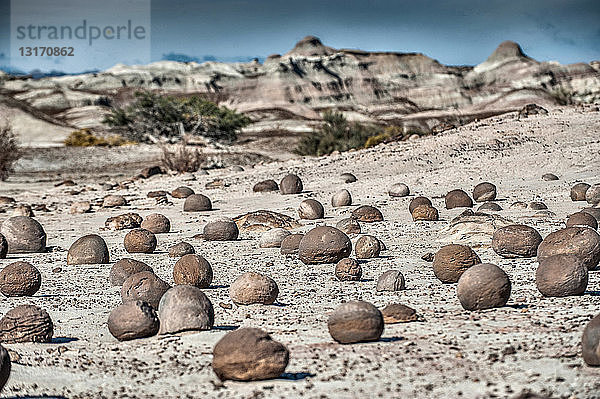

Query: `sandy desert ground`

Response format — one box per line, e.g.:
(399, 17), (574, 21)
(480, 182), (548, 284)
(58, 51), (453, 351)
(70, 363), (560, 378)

(0, 104), (599, 398)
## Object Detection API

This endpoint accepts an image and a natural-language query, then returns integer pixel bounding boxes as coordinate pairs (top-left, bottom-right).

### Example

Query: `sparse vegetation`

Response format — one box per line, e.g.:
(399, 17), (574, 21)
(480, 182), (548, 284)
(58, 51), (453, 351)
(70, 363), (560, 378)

(64, 129), (134, 147)
(160, 138), (205, 173)
(0, 123), (22, 181)
(103, 91), (251, 144)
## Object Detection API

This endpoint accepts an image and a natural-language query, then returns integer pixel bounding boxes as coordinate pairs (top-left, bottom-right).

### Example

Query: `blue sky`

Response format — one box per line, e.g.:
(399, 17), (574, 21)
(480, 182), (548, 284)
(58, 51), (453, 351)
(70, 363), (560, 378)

(1, 0), (599, 73)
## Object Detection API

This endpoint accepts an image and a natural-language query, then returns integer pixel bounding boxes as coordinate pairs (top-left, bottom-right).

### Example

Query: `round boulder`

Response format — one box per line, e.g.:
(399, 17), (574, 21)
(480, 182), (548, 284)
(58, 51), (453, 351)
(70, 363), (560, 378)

(351, 205), (383, 223)
(492, 225), (542, 258)
(445, 189), (473, 209)
(409, 196), (432, 214)
(259, 228), (290, 248)
(327, 301), (384, 344)
(280, 174), (303, 194)
(109, 259), (153, 286)
(168, 242), (195, 258)
(212, 328), (289, 381)
(0, 262), (42, 297)
(433, 244), (481, 283)
(171, 186), (194, 198)
(567, 212), (598, 230)
(340, 173), (357, 183)
(571, 183), (590, 201)
(230, 272), (279, 305)
(108, 300), (159, 341)
(298, 199), (324, 220)
(529, 201), (548, 210)
(376, 270), (406, 292)
(473, 182), (497, 202)
(336, 218), (361, 235)
(67, 234), (110, 265)
(103, 195), (127, 208)
(335, 258), (362, 281)
(203, 218), (239, 241)
(0, 305), (53, 343)
(477, 202), (502, 211)
(183, 194), (212, 212)
(124, 229), (157, 254)
(141, 213), (171, 234)
(411, 205), (439, 221)
(298, 226), (352, 265)
(331, 189), (352, 207)
(536, 254), (588, 297)
(388, 183), (410, 197)
(158, 285), (214, 334)
(253, 180), (279, 192)
(586, 184), (600, 205)
(542, 173), (559, 181)
(457, 263), (511, 310)
(280, 234), (304, 255)
(381, 304), (417, 324)
(582, 314), (600, 366)
(0, 216), (46, 254)
(121, 271), (171, 309)
(537, 227), (600, 270)
(173, 254), (213, 288)
(355, 235), (381, 259)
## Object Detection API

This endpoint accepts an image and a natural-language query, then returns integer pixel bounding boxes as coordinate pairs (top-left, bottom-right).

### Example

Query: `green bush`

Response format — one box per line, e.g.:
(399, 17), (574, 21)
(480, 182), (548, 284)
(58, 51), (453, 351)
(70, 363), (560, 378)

(103, 91), (251, 143)
(295, 111), (379, 156)
(0, 123), (21, 181)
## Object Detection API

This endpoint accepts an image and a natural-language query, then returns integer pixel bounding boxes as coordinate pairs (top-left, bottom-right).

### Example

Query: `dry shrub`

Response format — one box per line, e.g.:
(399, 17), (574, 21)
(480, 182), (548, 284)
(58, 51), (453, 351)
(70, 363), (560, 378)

(160, 139), (205, 173)
(64, 129), (134, 147)
(0, 123), (22, 181)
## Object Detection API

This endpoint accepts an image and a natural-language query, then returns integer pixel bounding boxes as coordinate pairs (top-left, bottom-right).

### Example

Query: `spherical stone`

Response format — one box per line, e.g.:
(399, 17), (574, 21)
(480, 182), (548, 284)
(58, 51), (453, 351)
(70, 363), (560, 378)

(158, 285), (214, 334)
(492, 225), (543, 258)
(183, 194), (212, 212)
(388, 183), (410, 197)
(121, 271), (171, 309)
(411, 205), (439, 221)
(173, 254), (213, 288)
(212, 327), (289, 381)
(331, 189), (352, 207)
(355, 235), (381, 259)
(203, 218), (239, 241)
(529, 201), (548, 210)
(70, 200), (92, 214)
(107, 300), (159, 341)
(381, 304), (418, 324)
(67, 234), (110, 265)
(280, 174), (303, 194)
(168, 242), (195, 258)
(327, 301), (384, 344)
(582, 313), (600, 366)
(0, 262), (42, 297)
(140, 213), (171, 234)
(253, 180), (279, 192)
(510, 201), (528, 209)
(230, 272), (279, 305)
(445, 189), (473, 209)
(583, 208), (600, 223)
(409, 196), (432, 214)
(109, 259), (153, 286)
(571, 183), (591, 201)
(567, 212), (598, 229)
(351, 205), (383, 223)
(13, 204), (34, 217)
(298, 199), (324, 220)
(536, 254), (588, 297)
(171, 186), (194, 198)
(298, 226), (352, 265)
(473, 182), (497, 202)
(542, 173), (559, 181)
(280, 234), (304, 255)
(335, 258), (362, 281)
(259, 228), (291, 248)
(0, 305), (53, 343)
(124, 229), (157, 254)
(0, 344), (10, 391)
(586, 184), (600, 205)
(0, 216), (46, 254)
(456, 263), (511, 310)
(340, 173), (357, 183)
(477, 202), (502, 211)
(0, 234), (7, 259)
(433, 244), (481, 283)
(376, 270), (406, 292)
(336, 218), (361, 235)
(103, 195), (127, 208)
(537, 227), (600, 270)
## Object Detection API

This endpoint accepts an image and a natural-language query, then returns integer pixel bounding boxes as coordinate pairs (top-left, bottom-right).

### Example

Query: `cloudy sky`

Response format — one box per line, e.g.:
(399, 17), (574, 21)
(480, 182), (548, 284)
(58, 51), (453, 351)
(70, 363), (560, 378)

(1, 0), (599, 73)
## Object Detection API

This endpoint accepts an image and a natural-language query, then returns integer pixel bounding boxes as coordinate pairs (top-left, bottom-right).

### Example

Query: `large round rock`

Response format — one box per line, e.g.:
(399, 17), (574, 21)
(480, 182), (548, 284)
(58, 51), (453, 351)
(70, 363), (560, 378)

(212, 328), (289, 381)
(229, 272), (279, 305)
(0, 305), (53, 343)
(582, 314), (600, 366)
(457, 263), (511, 310)
(536, 254), (588, 297)
(171, 186), (194, 198)
(141, 214), (171, 234)
(259, 228), (290, 248)
(335, 258), (362, 281)
(567, 212), (598, 229)
(388, 183), (410, 197)
(376, 270), (406, 292)
(336, 218), (361, 235)
(173, 254), (213, 288)
(108, 300), (159, 341)
(586, 184), (600, 205)
(280, 174), (303, 194)
(203, 218), (239, 241)
(445, 189), (473, 209)
(67, 234), (110, 265)
(124, 229), (157, 254)
(121, 271), (171, 309)
(537, 227), (600, 271)
(355, 235), (381, 259)
(298, 226), (352, 265)
(280, 234), (304, 255)
(409, 197), (432, 214)
(158, 285), (214, 334)
(472, 182), (497, 202)
(109, 259), (153, 286)
(298, 199), (324, 220)
(327, 301), (384, 344)
(433, 244), (481, 283)
(412, 205), (439, 221)
(0, 216), (46, 253)
(0, 262), (42, 297)
(492, 225), (542, 258)
(168, 242), (195, 258)
(183, 194), (212, 212)
(570, 183), (590, 201)
(253, 180), (279, 192)
(331, 189), (352, 207)
(351, 205), (383, 223)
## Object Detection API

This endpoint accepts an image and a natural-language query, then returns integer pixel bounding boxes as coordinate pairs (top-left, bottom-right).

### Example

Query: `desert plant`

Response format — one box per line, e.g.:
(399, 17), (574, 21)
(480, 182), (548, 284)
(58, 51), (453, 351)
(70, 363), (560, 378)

(295, 111), (379, 156)
(103, 91), (251, 144)
(64, 129), (134, 147)
(0, 123), (22, 181)
(160, 138), (205, 173)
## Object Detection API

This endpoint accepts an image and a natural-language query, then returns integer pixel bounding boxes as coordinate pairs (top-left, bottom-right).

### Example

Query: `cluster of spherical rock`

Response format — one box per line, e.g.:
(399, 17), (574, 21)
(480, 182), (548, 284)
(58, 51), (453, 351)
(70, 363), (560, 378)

(0, 175), (600, 389)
